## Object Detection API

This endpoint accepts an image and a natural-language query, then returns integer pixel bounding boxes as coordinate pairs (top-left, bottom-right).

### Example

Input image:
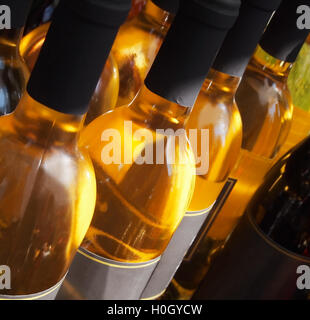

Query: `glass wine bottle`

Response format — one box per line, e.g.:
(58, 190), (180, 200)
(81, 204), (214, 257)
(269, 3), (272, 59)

(57, 0), (240, 301)
(0, 0), (130, 300)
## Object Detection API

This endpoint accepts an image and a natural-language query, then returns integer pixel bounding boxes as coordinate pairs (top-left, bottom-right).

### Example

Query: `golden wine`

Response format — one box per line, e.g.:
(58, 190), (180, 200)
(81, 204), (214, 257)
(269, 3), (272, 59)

(0, 93), (96, 295)
(81, 86), (195, 262)
(0, 2), (31, 115)
(0, 0), (130, 299)
(60, 0), (239, 300)
(111, 0), (177, 107)
(186, 70), (242, 213)
(19, 22), (119, 124)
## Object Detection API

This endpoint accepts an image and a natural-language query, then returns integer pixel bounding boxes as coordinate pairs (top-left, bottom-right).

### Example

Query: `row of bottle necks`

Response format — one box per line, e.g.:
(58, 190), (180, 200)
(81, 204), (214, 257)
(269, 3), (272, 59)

(1, 0), (310, 300)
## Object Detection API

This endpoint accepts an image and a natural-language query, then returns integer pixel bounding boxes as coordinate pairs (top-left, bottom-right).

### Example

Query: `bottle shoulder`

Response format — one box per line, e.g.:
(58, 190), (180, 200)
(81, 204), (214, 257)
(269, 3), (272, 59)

(187, 90), (242, 146)
(81, 105), (196, 182)
(187, 92), (242, 182)
(236, 66), (293, 158)
(0, 116), (95, 195)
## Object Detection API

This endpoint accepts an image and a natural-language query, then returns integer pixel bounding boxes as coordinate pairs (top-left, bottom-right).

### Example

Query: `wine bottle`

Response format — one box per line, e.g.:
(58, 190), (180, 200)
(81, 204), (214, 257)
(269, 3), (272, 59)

(193, 136), (310, 300)
(111, 0), (179, 107)
(20, 23), (119, 125)
(0, 0), (32, 116)
(0, 0), (130, 300)
(146, 0), (281, 301)
(57, 0), (240, 301)
(171, 0), (309, 300)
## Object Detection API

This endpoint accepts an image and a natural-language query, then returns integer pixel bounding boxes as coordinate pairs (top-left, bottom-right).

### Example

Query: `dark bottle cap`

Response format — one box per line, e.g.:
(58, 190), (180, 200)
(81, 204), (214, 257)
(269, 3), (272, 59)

(145, 0), (241, 108)
(27, 0), (131, 115)
(213, 0), (282, 77)
(152, 0), (180, 14)
(260, 0), (310, 63)
(5, 0), (33, 28)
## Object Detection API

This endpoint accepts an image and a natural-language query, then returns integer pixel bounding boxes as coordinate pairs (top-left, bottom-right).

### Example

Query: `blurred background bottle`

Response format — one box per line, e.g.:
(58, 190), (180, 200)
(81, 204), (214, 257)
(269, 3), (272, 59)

(193, 136), (310, 300)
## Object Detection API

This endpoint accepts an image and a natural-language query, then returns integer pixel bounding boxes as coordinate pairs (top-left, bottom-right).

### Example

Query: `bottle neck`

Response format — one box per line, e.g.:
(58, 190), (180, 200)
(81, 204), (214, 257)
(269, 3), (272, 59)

(250, 45), (293, 80)
(27, 0), (130, 115)
(0, 28), (24, 58)
(130, 85), (191, 130)
(12, 92), (84, 147)
(143, 0), (174, 30)
(202, 68), (241, 97)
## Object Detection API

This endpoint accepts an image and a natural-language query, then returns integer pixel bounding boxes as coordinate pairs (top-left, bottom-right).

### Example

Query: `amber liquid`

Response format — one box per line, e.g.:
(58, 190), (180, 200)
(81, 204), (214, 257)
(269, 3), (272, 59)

(80, 86), (195, 263)
(186, 70), (242, 213)
(0, 29), (29, 115)
(169, 46), (293, 299)
(112, 0), (174, 107)
(0, 93), (96, 295)
(19, 22), (119, 124)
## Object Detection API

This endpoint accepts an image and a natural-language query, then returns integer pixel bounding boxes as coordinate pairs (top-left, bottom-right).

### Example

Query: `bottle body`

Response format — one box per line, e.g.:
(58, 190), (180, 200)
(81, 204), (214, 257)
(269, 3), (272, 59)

(0, 93), (96, 297)
(111, 0), (173, 107)
(146, 70), (242, 300)
(19, 22), (119, 123)
(186, 70), (242, 213)
(81, 86), (195, 262)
